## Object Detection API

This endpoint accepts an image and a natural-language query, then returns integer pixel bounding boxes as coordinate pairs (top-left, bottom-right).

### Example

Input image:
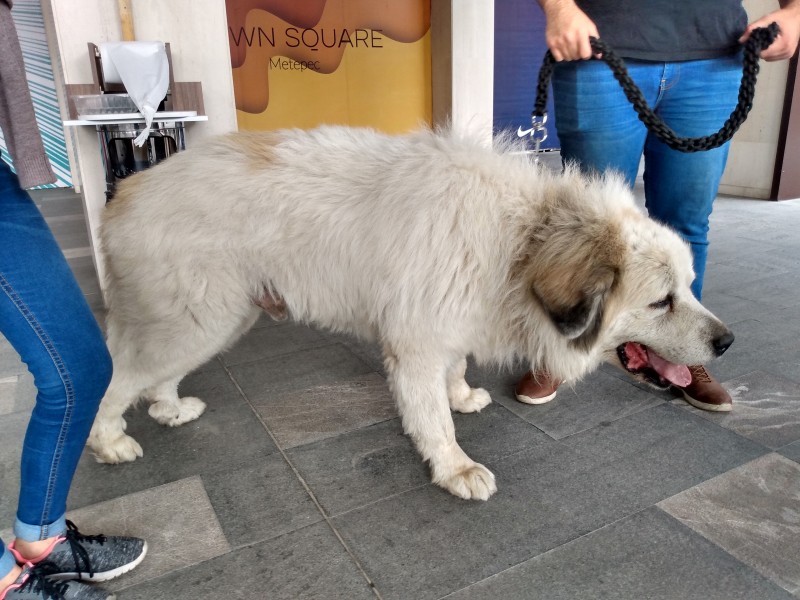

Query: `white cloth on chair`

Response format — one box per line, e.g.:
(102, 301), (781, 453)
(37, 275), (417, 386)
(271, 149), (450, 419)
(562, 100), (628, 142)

(99, 41), (169, 147)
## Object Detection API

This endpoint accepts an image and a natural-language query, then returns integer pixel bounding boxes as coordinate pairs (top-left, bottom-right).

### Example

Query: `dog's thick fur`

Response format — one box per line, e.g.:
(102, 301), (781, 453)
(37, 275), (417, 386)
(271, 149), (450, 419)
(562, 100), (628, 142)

(88, 126), (732, 500)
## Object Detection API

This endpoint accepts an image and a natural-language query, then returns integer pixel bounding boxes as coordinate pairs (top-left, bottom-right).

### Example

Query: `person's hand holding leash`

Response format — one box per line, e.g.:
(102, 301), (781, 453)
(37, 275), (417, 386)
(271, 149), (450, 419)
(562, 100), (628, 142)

(538, 0), (599, 61)
(740, 0), (800, 60)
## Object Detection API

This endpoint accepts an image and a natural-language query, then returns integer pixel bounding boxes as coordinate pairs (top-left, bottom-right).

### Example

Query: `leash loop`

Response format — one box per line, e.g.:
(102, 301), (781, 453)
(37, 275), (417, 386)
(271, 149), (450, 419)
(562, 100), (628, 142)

(531, 23), (780, 153)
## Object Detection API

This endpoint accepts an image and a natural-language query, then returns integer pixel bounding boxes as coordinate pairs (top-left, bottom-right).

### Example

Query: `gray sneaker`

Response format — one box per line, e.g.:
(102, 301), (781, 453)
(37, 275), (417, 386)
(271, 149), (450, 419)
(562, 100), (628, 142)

(9, 522), (146, 583)
(0, 563), (114, 600)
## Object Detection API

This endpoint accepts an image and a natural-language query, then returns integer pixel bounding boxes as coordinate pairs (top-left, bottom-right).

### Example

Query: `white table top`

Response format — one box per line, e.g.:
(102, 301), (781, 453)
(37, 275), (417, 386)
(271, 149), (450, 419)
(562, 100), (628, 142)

(64, 112), (208, 127)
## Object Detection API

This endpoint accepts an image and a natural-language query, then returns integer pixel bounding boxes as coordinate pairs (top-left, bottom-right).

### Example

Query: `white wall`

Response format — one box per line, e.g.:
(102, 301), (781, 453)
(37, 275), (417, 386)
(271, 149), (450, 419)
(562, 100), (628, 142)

(431, 0), (494, 146)
(720, 0), (789, 198)
(450, 1), (494, 145)
(45, 0), (237, 283)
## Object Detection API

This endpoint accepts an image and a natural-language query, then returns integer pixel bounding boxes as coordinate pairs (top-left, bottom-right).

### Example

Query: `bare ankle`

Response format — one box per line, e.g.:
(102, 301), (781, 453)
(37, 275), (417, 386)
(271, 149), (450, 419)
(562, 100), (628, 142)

(11, 536), (59, 561)
(0, 563), (23, 593)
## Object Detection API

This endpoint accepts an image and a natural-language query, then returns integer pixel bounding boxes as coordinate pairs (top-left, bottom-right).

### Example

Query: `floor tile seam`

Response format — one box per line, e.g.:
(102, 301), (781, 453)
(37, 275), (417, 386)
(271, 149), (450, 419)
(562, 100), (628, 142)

(770, 437), (800, 454)
(218, 339), (346, 369)
(434, 505), (661, 600)
(278, 414), (400, 451)
(717, 300), (800, 322)
(325, 430), (570, 520)
(46, 207), (87, 214)
(720, 290), (800, 311)
(545, 397), (667, 444)
(491, 402), (558, 442)
(655, 451), (781, 512)
(707, 256), (794, 273)
(653, 504), (800, 597)
(35, 207), (85, 218)
(112, 523), (384, 598)
(40, 214), (86, 224)
(437, 499), (800, 599)
(327, 481), (434, 520)
(110, 479), (234, 593)
(112, 556), (224, 593)
(711, 299), (800, 319)
(733, 535), (800, 579)
(0, 407), (39, 419)
(554, 404), (772, 473)
(218, 358), (385, 600)
(111, 537), (312, 594)
(256, 396), (396, 420)
(778, 448), (800, 464)
(726, 231), (800, 246)
(664, 400), (782, 452)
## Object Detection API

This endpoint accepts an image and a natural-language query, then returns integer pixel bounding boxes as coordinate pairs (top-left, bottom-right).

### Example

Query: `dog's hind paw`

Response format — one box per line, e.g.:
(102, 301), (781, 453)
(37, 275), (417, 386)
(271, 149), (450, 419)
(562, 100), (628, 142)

(438, 463), (497, 501)
(450, 387), (492, 413)
(148, 396), (206, 427)
(88, 433), (143, 464)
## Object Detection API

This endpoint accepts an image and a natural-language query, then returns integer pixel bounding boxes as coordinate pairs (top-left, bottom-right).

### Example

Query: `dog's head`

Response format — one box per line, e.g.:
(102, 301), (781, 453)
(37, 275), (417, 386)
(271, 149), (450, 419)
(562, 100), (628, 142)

(599, 215), (733, 388)
(522, 169), (733, 387)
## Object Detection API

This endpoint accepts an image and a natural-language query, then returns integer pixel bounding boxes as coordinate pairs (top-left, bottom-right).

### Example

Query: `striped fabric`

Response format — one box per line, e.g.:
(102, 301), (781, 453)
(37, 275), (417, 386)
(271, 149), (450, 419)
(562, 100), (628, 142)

(0, 0), (72, 187)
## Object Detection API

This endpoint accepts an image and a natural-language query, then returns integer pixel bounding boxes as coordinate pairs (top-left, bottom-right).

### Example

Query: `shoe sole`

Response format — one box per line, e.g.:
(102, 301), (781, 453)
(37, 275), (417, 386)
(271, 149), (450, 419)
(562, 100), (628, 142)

(515, 390), (557, 405)
(49, 541), (148, 583)
(682, 392), (733, 412)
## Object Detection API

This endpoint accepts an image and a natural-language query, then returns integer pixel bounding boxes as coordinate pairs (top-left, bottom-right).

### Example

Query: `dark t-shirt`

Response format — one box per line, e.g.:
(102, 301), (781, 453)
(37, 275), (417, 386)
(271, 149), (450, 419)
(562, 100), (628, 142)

(575, 0), (749, 61)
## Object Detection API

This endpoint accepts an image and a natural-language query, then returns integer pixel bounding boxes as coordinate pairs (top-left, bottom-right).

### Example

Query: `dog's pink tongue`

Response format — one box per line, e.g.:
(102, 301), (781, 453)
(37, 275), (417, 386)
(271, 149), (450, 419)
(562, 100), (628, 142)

(646, 349), (691, 387)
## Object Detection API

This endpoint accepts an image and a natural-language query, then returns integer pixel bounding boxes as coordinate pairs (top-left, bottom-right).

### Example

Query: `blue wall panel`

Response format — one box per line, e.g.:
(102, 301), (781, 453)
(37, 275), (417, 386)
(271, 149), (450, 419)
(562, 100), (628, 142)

(494, 0), (559, 151)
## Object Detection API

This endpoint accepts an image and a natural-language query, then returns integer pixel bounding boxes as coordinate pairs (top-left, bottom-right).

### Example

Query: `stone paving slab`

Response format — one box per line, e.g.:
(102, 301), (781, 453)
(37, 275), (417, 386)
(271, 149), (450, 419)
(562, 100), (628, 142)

(444, 507), (795, 600)
(118, 522), (377, 600)
(659, 453), (800, 596)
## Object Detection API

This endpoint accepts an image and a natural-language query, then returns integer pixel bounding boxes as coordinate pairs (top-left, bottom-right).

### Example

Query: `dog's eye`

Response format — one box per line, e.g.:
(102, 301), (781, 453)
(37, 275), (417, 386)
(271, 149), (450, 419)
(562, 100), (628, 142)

(648, 295), (673, 311)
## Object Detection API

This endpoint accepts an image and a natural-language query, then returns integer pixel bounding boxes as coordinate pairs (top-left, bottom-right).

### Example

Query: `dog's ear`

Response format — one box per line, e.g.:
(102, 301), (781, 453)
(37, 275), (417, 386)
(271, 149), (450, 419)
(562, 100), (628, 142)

(524, 220), (624, 350)
(531, 263), (617, 349)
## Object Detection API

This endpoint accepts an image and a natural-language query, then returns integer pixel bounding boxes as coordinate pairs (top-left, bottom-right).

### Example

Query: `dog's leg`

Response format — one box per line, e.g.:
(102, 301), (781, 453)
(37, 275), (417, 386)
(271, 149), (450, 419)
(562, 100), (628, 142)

(385, 349), (497, 500)
(87, 373), (144, 464)
(146, 378), (206, 426)
(446, 357), (492, 413)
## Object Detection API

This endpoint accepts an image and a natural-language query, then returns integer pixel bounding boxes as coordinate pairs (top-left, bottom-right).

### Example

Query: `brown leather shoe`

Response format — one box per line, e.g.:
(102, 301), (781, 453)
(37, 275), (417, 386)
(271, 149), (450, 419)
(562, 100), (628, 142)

(680, 365), (732, 412)
(515, 370), (562, 405)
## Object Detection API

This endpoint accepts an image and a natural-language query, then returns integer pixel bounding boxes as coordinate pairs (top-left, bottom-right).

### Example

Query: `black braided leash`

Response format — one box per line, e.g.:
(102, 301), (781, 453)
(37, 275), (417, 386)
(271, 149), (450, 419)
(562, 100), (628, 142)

(532, 23), (781, 153)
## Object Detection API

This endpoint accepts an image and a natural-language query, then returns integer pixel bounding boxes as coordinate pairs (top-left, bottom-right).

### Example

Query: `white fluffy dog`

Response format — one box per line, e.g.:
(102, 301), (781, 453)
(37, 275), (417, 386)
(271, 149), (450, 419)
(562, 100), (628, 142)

(88, 126), (733, 500)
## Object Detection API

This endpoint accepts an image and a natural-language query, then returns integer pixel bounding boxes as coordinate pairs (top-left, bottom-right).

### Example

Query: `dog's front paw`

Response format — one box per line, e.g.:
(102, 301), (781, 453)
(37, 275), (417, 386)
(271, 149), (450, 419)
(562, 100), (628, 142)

(450, 387), (492, 413)
(148, 396), (206, 426)
(88, 433), (143, 464)
(436, 463), (497, 501)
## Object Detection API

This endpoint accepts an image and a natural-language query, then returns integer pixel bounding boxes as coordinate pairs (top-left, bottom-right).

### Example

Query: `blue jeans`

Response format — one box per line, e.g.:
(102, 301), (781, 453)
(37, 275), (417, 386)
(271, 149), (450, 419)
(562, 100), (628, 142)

(0, 160), (112, 579)
(552, 53), (743, 299)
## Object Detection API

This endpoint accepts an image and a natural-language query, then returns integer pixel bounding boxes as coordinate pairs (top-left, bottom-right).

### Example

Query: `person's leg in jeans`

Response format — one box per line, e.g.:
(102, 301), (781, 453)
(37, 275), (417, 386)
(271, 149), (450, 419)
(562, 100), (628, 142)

(0, 161), (144, 598)
(0, 158), (108, 579)
(552, 59), (662, 184)
(643, 53), (742, 300)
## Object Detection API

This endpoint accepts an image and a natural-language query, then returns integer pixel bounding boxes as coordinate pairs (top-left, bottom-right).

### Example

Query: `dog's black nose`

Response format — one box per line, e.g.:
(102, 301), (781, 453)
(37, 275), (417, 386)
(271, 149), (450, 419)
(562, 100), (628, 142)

(713, 331), (735, 356)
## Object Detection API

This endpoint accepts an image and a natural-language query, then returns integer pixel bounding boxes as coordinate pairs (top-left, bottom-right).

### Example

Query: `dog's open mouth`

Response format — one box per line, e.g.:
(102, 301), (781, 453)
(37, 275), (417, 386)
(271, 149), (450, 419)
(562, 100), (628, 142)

(616, 342), (691, 389)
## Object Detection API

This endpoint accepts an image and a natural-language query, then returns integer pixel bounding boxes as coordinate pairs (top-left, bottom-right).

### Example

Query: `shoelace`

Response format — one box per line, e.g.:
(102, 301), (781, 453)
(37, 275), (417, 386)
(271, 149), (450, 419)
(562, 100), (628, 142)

(15, 563), (70, 600)
(63, 520), (105, 579)
(688, 365), (712, 384)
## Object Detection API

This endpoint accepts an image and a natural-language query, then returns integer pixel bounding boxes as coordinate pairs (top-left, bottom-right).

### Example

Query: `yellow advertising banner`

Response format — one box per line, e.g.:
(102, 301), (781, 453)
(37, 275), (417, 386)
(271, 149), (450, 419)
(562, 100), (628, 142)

(226, 0), (432, 132)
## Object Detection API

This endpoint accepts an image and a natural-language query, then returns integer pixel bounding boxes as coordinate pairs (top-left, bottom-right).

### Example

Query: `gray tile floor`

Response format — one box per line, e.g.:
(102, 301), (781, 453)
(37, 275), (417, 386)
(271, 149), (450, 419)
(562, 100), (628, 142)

(2, 180), (800, 599)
